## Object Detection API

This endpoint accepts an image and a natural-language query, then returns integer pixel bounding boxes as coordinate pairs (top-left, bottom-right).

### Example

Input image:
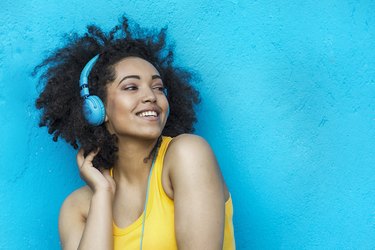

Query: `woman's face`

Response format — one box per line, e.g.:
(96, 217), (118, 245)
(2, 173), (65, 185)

(104, 57), (169, 141)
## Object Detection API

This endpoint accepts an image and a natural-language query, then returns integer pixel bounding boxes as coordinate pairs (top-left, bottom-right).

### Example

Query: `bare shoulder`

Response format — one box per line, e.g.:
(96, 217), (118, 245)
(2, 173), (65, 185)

(59, 186), (92, 247)
(60, 185), (92, 218)
(166, 133), (213, 158)
(163, 134), (229, 200)
(165, 133), (218, 174)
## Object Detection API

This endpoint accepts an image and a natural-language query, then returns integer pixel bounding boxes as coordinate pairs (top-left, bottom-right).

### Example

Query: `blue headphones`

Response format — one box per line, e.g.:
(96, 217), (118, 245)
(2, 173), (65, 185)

(79, 55), (106, 126)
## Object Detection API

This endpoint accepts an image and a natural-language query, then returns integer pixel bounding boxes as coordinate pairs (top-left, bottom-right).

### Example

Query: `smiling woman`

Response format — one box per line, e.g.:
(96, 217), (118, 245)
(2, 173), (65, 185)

(33, 15), (235, 250)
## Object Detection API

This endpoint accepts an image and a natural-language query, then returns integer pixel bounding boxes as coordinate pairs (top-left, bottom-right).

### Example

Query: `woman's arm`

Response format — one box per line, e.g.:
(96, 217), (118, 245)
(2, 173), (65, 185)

(167, 134), (227, 250)
(58, 150), (115, 250)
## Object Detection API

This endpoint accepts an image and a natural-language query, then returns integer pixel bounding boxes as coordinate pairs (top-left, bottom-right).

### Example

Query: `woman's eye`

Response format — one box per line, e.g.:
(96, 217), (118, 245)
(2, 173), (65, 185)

(122, 85), (138, 91)
(153, 86), (167, 94)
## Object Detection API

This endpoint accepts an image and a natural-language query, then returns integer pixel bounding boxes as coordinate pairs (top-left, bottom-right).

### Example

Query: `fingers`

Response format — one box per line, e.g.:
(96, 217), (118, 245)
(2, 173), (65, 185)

(76, 149), (113, 193)
(76, 148), (100, 168)
(76, 148), (85, 167)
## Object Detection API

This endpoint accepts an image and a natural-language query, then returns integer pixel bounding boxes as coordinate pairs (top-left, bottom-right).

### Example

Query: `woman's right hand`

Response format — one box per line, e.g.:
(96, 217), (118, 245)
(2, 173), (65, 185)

(76, 148), (116, 197)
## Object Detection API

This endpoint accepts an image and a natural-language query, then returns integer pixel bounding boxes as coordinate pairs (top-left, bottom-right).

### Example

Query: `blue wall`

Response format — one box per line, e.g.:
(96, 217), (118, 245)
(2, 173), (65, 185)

(1, 0), (375, 249)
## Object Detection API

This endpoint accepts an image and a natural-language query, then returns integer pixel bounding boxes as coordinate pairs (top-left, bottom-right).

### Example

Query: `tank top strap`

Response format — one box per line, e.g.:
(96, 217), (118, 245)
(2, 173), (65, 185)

(157, 136), (173, 161)
(153, 136), (173, 199)
(155, 136), (172, 171)
(154, 136), (173, 175)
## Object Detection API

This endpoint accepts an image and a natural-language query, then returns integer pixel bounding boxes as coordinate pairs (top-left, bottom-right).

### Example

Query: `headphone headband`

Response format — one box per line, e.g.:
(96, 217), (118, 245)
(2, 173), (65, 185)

(79, 54), (100, 97)
(79, 54), (105, 126)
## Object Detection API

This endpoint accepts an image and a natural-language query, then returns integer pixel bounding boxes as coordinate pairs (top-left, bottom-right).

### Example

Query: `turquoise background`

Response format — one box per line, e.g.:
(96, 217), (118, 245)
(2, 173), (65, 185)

(1, 0), (375, 249)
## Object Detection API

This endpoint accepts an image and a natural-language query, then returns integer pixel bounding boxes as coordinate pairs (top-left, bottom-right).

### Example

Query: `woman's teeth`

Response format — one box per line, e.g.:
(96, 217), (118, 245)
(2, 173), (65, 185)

(138, 111), (158, 117)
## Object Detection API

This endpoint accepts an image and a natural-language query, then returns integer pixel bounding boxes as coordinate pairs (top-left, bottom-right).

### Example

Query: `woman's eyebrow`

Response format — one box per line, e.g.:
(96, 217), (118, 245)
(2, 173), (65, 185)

(118, 74), (162, 86)
(118, 75), (140, 86)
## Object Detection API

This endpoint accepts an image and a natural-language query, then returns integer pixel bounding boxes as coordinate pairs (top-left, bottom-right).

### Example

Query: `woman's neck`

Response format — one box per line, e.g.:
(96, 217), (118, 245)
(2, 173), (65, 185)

(113, 136), (160, 183)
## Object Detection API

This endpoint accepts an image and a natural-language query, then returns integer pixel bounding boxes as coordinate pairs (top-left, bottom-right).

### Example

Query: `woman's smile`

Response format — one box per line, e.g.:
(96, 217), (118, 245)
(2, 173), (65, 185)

(137, 112), (160, 122)
(135, 105), (162, 121)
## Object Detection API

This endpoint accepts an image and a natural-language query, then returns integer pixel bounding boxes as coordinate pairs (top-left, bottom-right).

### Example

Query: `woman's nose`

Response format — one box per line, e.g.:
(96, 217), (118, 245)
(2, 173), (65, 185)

(141, 87), (157, 103)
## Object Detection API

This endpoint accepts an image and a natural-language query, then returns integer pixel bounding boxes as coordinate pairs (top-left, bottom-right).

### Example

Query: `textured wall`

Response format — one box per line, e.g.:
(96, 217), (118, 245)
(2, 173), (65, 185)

(1, 0), (375, 249)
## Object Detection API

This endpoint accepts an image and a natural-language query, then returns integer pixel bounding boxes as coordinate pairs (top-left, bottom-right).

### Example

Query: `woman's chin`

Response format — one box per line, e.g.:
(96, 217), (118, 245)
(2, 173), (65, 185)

(126, 129), (163, 141)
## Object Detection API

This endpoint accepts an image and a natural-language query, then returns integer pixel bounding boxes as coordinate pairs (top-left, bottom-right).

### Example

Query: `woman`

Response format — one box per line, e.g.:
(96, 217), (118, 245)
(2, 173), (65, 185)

(34, 16), (235, 250)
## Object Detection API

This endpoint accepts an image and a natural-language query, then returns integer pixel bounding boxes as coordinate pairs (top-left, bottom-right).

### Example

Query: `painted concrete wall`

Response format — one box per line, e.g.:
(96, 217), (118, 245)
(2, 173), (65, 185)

(1, 0), (375, 249)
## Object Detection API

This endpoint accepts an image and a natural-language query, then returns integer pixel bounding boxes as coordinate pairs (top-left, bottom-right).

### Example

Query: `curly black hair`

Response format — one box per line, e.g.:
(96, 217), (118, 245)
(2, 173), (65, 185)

(33, 15), (200, 169)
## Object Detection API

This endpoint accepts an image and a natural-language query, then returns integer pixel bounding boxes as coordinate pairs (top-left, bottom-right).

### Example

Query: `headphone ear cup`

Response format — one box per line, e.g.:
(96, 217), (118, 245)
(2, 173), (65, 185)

(83, 95), (106, 126)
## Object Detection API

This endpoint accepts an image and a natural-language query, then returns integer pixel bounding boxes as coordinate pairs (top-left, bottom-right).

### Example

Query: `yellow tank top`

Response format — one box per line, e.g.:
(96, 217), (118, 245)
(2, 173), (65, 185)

(112, 136), (236, 249)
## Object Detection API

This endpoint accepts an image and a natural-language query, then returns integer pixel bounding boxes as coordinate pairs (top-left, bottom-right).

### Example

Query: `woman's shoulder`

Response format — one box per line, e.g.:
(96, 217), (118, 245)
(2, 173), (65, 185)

(167, 133), (212, 154)
(161, 134), (215, 197)
(60, 185), (92, 221)
(58, 186), (93, 247)
(163, 133), (230, 202)
(164, 133), (218, 177)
